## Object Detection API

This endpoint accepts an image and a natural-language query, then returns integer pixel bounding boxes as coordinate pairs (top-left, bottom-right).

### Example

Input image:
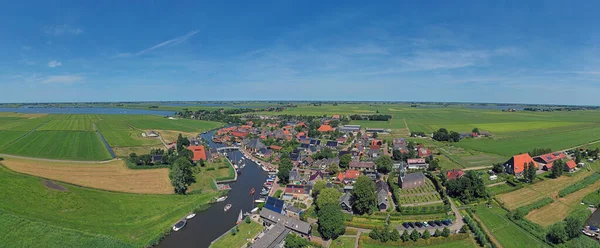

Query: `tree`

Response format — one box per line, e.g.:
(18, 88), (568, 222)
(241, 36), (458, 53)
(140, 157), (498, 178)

(178, 148), (193, 160)
(575, 149), (583, 164)
(428, 158), (440, 171)
(526, 161), (536, 183)
(446, 171), (488, 203)
(284, 234), (310, 248)
(551, 159), (565, 178)
(434, 229), (442, 237)
(329, 162), (340, 175)
(128, 153), (138, 163)
(565, 216), (583, 239)
(442, 227), (451, 237)
(352, 175), (377, 214)
(198, 158), (206, 167)
(312, 180), (327, 198)
(339, 154), (352, 169)
(547, 222), (567, 244)
(372, 132), (378, 138)
(375, 156), (393, 174)
(449, 131), (461, 142)
(401, 230), (410, 242)
(422, 229), (431, 240)
(169, 157), (196, 194)
(317, 204), (345, 240)
(410, 229), (420, 242)
(316, 188), (342, 210)
(492, 163), (504, 174)
(139, 154), (153, 165)
(390, 229), (400, 241)
(472, 128), (480, 134)
(278, 154), (293, 184)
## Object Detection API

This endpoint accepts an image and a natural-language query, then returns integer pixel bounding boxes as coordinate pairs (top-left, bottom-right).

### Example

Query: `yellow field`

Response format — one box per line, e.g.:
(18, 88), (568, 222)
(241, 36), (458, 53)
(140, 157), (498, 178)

(0, 157), (172, 194)
(526, 179), (600, 226)
(498, 169), (594, 210)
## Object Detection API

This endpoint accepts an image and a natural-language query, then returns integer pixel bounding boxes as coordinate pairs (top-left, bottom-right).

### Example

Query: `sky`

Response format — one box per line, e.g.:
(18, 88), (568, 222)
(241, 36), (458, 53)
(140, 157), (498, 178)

(2, 1), (600, 105)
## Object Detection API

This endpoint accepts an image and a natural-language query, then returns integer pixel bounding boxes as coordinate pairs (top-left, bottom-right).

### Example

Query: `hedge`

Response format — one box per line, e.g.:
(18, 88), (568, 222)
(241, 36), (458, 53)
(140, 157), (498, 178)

(559, 172), (600, 197)
(360, 233), (470, 247)
(515, 197), (553, 216)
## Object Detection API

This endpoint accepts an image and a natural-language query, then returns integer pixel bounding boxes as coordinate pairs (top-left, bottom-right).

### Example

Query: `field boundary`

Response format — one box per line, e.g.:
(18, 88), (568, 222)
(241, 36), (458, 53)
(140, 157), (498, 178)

(0, 153), (117, 164)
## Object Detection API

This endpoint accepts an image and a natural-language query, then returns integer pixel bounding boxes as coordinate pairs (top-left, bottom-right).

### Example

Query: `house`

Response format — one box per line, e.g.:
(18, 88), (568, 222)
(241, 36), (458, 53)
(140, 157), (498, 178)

(283, 185), (310, 200)
(367, 145), (381, 158)
(349, 161), (375, 171)
(332, 115), (341, 119)
(309, 139), (321, 146)
(533, 152), (567, 165)
(392, 161), (406, 172)
(318, 125), (334, 132)
(418, 147), (431, 158)
(337, 137), (347, 144)
(446, 169), (465, 180)
(399, 172), (426, 189)
(565, 160), (577, 172)
(336, 170), (361, 184)
(392, 138), (407, 150)
(230, 131), (248, 138)
(407, 158), (428, 170)
(286, 205), (303, 218)
(479, 131), (491, 137)
(371, 139), (383, 146)
(258, 147), (273, 159)
(340, 192), (352, 212)
(253, 209), (311, 248)
(289, 170), (301, 183)
(504, 153), (539, 177)
(309, 170), (325, 182)
(326, 141), (338, 148)
(187, 145), (207, 162)
(264, 196), (286, 214)
(338, 125), (361, 133)
(145, 131), (159, 137)
(270, 145), (282, 151)
(244, 138), (266, 153)
(364, 171), (379, 181)
(376, 181), (390, 211)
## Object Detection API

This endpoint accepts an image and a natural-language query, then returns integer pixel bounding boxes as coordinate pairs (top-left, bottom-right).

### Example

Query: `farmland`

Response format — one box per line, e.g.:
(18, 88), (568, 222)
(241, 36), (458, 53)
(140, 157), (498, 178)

(0, 156), (172, 194)
(473, 203), (546, 248)
(0, 165), (219, 247)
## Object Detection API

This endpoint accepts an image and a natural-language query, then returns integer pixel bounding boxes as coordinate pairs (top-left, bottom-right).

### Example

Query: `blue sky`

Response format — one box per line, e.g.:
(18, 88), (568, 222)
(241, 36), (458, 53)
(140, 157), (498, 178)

(2, 1), (600, 105)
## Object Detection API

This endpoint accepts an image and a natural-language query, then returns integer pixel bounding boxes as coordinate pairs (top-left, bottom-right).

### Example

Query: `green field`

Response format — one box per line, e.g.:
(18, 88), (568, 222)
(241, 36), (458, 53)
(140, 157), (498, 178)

(100, 130), (162, 147)
(210, 221), (263, 248)
(0, 130), (27, 147)
(0, 165), (219, 247)
(330, 236), (356, 248)
(0, 115), (53, 131)
(473, 203), (546, 248)
(359, 234), (476, 248)
(37, 114), (100, 131)
(0, 131), (112, 161)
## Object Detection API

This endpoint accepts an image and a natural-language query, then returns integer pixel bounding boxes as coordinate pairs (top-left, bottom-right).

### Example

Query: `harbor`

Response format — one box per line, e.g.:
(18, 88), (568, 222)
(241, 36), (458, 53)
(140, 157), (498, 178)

(157, 129), (269, 248)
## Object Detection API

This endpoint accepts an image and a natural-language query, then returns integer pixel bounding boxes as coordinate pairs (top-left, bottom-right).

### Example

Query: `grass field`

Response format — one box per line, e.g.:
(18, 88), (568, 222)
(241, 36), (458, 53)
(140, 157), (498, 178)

(330, 236), (356, 248)
(0, 210), (129, 248)
(473, 203), (546, 248)
(101, 130), (162, 147)
(0, 157), (172, 194)
(210, 221), (263, 248)
(0, 131), (112, 161)
(37, 114), (100, 131)
(0, 165), (219, 247)
(359, 234), (476, 248)
(0, 130), (27, 147)
(188, 158), (232, 192)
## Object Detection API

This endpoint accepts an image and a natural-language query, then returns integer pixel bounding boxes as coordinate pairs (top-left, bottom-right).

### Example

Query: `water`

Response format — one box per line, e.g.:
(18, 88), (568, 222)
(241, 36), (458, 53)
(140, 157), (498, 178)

(157, 129), (269, 248)
(0, 107), (175, 116)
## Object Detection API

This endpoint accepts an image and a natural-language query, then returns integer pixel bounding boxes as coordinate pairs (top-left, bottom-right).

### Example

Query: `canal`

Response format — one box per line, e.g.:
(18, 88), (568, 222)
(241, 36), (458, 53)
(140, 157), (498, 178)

(157, 129), (269, 248)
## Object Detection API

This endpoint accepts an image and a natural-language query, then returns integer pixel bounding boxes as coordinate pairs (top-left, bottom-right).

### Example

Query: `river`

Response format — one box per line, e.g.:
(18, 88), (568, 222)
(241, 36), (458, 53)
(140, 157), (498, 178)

(157, 129), (269, 248)
(0, 107), (175, 116)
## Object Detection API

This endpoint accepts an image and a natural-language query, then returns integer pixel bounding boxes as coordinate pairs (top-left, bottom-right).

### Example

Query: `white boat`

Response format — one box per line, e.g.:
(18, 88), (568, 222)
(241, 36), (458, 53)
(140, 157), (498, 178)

(244, 212), (251, 216)
(186, 213), (196, 220)
(224, 204), (232, 212)
(172, 220), (187, 231)
(216, 196), (227, 202)
(251, 207), (259, 213)
(236, 210), (243, 224)
(261, 166), (269, 171)
(254, 199), (265, 203)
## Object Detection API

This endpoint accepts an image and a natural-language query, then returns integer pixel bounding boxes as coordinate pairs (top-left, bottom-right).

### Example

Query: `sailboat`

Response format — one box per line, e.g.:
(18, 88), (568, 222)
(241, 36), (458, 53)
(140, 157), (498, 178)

(236, 210), (243, 224)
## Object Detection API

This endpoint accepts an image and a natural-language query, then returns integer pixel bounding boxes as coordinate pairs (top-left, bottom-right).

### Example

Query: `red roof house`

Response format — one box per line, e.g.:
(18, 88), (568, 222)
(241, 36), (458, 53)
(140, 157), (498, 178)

(505, 153), (538, 176)
(318, 125), (334, 132)
(231, 131), (248, 138)
(187, 145), (207, 162)
(446, 169), (465, 180)
(565, 160), (577, 171)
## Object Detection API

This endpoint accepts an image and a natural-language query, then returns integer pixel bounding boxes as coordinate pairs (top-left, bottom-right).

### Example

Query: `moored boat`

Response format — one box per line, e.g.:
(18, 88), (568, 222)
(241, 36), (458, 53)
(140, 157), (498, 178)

(216, 196), (228, 202)
(224, 204), (232, 212)
(254, 199), (265, 203)
(236, 210), (243, 224)
(250, 188), (255, 195)
(172, 220), (187, 231)
(185, 213), (196, 220)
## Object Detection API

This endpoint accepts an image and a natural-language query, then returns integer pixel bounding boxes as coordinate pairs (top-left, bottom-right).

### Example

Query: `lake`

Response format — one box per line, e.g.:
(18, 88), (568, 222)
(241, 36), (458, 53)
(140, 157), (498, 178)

(0, 107), (175, 116)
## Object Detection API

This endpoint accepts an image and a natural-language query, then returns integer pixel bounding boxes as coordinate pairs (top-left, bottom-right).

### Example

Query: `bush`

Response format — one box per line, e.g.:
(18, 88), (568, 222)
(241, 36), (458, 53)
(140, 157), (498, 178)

(274, 189), (283, 199)
(245, 217), (251, 224)
(513, 197), (553, 219)
(559, 172), (600, 197)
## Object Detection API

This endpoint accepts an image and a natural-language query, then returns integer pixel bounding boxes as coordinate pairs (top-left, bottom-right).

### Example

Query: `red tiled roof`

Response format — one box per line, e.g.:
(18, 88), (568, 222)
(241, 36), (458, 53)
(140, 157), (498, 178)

(418, 148), (431, 157)
(241, 125), (252, 129)
(545, 162), (554, 169)
(345, 170), (361, 179)
(270, 145), (282, 151)
(187, 145), (207, 161)
(296, 122), (306, 127)
(369, 145), (381, 150)
(332, 115), (341, 119)
(371, 139), (382, 146)
(536, 153), (567, 163)
(283, 125), (292, 130)
(446, 169), (464, 180)
(566, 160), (577, 169)
(231, 131), (248, 138)
(318, 125), (334, 132)
(285, 185), (308, 195)
(513, 153), (538, 173)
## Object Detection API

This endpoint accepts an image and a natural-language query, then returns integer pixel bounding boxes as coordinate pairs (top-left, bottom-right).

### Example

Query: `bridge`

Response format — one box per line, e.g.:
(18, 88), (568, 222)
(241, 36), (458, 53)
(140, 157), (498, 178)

(216, 146), (240, 151)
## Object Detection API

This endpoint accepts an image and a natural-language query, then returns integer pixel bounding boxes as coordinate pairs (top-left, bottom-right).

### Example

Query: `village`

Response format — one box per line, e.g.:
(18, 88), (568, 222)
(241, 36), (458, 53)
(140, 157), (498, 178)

(196, 114), (600, 248)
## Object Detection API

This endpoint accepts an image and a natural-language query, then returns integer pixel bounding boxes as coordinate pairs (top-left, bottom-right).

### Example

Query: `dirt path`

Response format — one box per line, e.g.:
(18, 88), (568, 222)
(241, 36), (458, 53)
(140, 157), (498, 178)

(486, 181), (507, 187)
(463, 166), (493, 171)
(472, 213), (503, 248)
(0, 153), (117, 164)
(403, 118), (410, 134)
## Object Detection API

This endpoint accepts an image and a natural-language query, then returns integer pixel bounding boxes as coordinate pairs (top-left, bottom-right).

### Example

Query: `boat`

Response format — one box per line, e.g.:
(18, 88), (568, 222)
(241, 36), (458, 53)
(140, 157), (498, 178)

(250, 188), (255, 195)
(185, 213), (196, 220)
(172, 220), (187, 231)
(236, 210), (243, 224)
(254, 199), (265, 203)
(224, 204), (232, 212)
(266, 178), (274, 182)
(216, 196), (227, 202)
(261, 166), (269, 172)
(251, 207), (259, 213)
(244, 212), (251, 216)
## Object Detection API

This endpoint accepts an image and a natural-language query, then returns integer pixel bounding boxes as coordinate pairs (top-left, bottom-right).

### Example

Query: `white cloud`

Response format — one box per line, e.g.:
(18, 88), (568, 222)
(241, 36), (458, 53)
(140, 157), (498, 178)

(116, 30), (198, 58)
(44, 25), (83, 36)
(41, 75), (84, 84)
(48, 60), (62, 68)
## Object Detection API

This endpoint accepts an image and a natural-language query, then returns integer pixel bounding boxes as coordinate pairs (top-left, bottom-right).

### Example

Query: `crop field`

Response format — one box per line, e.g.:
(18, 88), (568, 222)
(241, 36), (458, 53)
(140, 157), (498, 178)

(0, 130), (27, 147)
(0, 165), (219, 247)
(397, 179), (443, 206)
(0, 131), (112, 161)
(101, 130), (162, 147)
(437, 145), (506, 168)
(37, 114), (100, 131)
(473, 203), (546, 248)
(0, 157), (172, 194)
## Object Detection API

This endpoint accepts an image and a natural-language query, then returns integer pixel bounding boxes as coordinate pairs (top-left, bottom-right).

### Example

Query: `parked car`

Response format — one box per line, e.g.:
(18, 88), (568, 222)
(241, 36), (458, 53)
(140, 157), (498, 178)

(428, 221), (436, 227)
(435, 220), (442, 226)
(441, 220), (449, 226)
(407, 222), (415, 228)
(402, 223), (410, 228)
(415, 222), (423, 228)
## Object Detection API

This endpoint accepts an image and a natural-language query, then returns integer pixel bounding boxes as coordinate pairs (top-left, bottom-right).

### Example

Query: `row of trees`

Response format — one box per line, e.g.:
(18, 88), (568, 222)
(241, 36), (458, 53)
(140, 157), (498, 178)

(445, 171), (488, 203)
(432, 128), (461, 142)
(528, 148), (552, 157)
(349, 114), (392, 121)
(370, 225), (451, 243)
(312, 182), (345, 240)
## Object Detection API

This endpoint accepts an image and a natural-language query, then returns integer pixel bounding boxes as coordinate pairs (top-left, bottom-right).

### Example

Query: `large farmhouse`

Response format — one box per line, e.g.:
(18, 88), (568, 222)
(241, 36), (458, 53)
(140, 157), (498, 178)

(504, 153), (538, 177)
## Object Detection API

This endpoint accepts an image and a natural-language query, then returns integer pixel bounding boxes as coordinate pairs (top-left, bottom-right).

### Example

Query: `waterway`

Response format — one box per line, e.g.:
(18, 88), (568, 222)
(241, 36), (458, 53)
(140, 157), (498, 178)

(0, 107), (175, 116)
(157, 129), (269, 248)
